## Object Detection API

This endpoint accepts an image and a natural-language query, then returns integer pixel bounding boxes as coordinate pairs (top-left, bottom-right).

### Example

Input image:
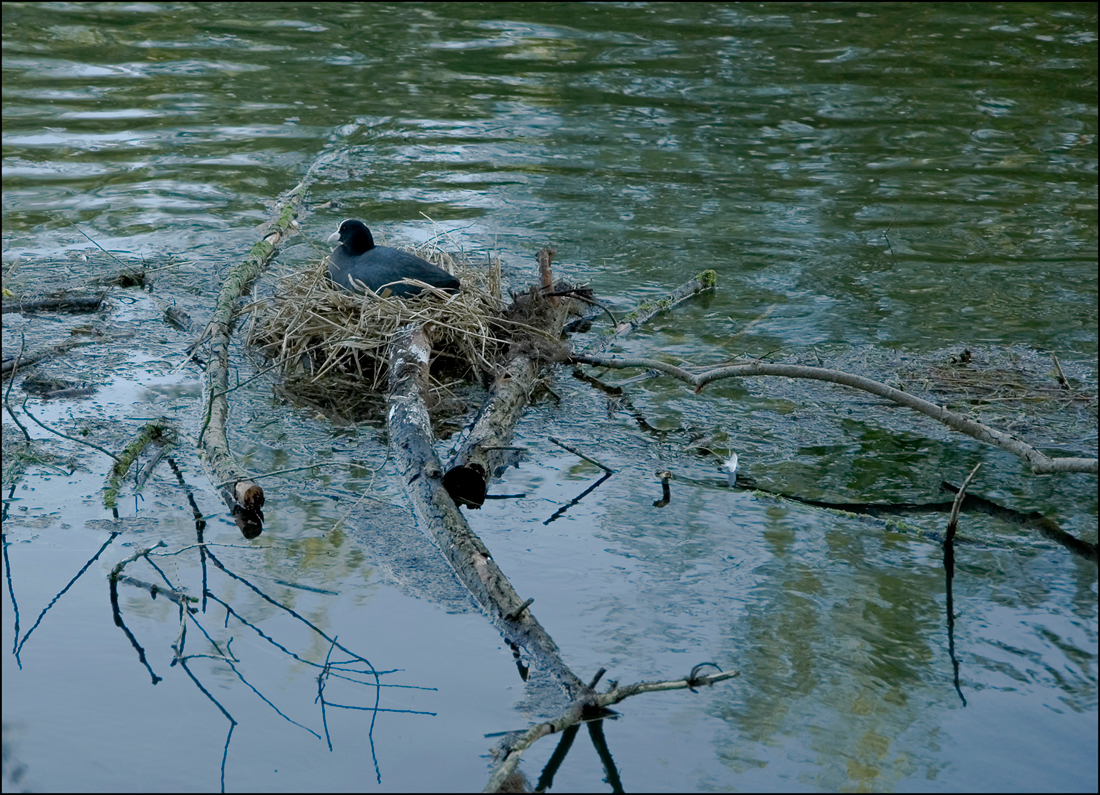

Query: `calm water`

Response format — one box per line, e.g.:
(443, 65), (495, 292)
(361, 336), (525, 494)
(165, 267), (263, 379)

(2, 3), (1097, 792)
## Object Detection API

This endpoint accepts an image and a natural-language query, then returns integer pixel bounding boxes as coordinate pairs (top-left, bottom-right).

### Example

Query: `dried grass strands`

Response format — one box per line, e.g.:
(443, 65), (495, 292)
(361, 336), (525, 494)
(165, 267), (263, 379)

(248, 246), (508, 409)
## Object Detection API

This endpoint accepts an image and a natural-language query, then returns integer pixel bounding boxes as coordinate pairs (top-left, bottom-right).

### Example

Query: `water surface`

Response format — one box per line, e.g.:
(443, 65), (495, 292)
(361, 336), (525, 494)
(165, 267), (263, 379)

(2, 3), (1096, 792)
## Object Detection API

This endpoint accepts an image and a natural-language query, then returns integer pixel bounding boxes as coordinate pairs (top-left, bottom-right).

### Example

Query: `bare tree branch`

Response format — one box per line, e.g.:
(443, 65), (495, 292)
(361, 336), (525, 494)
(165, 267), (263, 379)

(573, 355), (1097, 475)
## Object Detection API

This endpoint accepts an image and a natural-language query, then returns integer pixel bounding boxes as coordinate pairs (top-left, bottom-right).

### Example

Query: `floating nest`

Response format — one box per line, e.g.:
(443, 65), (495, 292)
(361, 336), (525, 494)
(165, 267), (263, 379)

(248, 241), (512, 417)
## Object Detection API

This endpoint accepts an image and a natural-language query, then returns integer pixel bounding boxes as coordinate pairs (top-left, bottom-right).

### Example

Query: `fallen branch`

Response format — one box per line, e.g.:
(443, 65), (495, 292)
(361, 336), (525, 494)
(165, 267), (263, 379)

(103, 418), (169, 510)
(385, 261), (746, 789)
(581, 269), (716, 355)
(388, 322), (589, 700)
(2, 338), (87, 376)
(572, 355), (1097, 475)
(444, 248), (581, 506)
(196, 184), (309, 531)
(485, 666), (740, 792)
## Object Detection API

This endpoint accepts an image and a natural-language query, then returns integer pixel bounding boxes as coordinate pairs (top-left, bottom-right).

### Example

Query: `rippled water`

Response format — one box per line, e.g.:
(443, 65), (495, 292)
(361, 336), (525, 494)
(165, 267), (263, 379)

(2, 3), (1097, 792)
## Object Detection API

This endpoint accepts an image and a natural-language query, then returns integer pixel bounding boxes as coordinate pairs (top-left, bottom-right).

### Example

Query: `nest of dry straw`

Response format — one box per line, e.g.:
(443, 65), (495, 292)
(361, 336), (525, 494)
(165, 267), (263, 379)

(248, 240), (508, 405)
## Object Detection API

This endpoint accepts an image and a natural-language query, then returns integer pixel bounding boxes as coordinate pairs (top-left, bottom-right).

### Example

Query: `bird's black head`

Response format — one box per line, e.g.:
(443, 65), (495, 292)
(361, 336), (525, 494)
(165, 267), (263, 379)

(329, 219), (376, 256)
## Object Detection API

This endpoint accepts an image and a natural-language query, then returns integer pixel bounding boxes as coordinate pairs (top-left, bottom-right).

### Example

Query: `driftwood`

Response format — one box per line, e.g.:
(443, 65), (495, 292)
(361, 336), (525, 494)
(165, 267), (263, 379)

(388, 296), (589, 701)
(572, 355), (1098, 476)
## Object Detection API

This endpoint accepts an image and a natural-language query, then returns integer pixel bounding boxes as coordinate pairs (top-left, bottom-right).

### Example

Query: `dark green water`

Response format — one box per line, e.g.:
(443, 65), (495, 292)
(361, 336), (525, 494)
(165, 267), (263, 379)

(2, 3), (1096, 792)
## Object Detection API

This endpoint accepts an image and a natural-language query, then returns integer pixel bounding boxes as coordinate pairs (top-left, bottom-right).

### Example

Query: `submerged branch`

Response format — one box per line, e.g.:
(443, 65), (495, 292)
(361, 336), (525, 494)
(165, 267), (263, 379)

(196, 188), (309, 529)
(581, 269), (717, 356)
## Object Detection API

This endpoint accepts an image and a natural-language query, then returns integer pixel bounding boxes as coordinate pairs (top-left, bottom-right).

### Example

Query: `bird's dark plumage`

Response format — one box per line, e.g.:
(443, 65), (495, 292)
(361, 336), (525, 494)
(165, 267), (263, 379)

(326, 219), (460, 298)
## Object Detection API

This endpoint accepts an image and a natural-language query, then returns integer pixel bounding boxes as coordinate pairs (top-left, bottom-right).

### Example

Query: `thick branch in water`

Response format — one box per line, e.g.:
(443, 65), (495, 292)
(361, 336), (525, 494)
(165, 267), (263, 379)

(387, 322), (589, 700)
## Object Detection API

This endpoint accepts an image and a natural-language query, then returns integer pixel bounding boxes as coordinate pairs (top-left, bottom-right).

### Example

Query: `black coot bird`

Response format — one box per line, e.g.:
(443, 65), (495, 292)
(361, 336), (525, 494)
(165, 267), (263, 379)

(326, 219), (460, 298)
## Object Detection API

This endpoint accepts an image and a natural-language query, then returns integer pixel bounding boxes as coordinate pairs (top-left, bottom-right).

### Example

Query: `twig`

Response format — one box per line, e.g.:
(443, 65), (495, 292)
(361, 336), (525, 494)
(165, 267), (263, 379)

(552, 289), (618, 327)
(947, 463), (982, 541)
(506, 598), (534, 622)
(538, 247), (557, 302)
(215, 360), (282, 398)
(1050, 353), (1069, 390)
(109, 541), (168, 580)
(21, 395), (120, 462)
(114, 574), (197, 608)
(543, 471), (613, 525)
(485, 666), (739, 792)
(214, 461), (357, 489)
(67, 221), (130, 268)
(548, 436), (614, 473)
(3, 332), (31, 442)
(884, 207), (900, 257)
